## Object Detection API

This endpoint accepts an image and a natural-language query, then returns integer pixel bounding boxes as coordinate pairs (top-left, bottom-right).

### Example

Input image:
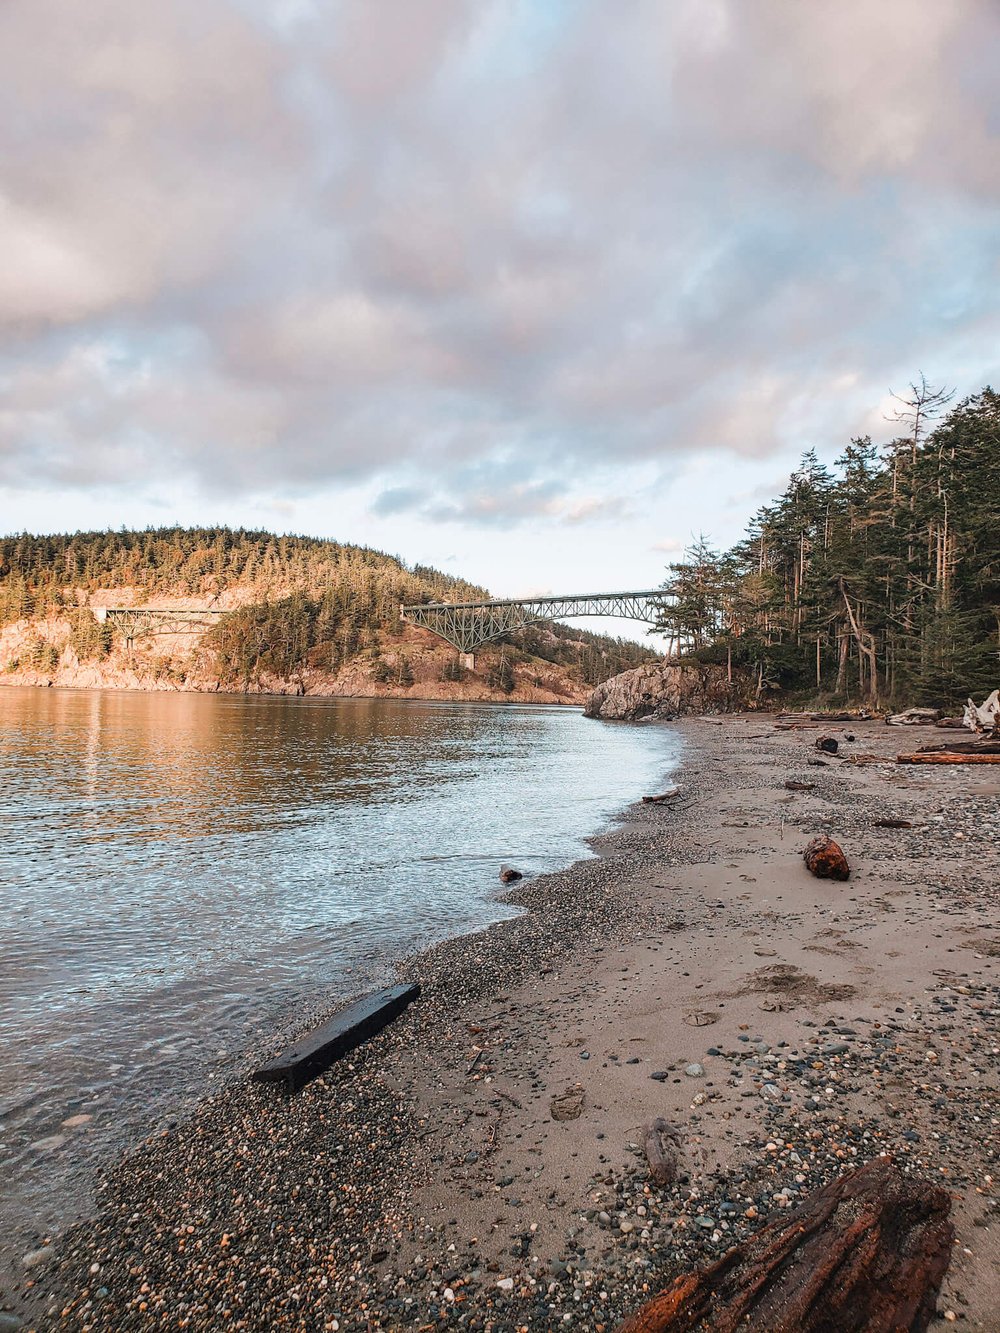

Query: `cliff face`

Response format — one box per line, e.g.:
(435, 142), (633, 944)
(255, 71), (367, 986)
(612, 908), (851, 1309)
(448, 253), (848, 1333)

(584, 660), (750, 720)
(0, 613), (590, 706)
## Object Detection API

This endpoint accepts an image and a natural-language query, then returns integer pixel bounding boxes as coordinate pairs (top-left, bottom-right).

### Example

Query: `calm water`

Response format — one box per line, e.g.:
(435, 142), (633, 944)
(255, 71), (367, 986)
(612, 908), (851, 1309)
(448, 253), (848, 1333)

(0, 687), (679, 1242)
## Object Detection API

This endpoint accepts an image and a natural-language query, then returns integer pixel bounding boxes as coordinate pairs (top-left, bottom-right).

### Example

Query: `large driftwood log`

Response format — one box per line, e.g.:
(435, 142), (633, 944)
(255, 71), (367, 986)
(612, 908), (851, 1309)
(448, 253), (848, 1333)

(898, 752), (1000, 765)
(915, 739), (1000, 755)
(803, 834), (850, 880)
(617, 1157), (953, 1333)
(887, 707), (941, 725)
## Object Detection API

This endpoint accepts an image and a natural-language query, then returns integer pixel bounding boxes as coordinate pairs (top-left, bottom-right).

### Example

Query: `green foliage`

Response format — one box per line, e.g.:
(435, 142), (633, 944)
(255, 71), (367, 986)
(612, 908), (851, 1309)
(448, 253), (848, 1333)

(487, 650), (515, 694)
(657, 385), (1000, 709)
(68, 609), (111, 661)
(396, 654), (414, 686)
(441, 654), (465, 682)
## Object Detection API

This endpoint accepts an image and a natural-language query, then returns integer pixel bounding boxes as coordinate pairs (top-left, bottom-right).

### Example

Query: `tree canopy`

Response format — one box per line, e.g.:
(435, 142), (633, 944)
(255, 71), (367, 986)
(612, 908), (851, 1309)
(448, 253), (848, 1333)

(656, 385), (1000, 708)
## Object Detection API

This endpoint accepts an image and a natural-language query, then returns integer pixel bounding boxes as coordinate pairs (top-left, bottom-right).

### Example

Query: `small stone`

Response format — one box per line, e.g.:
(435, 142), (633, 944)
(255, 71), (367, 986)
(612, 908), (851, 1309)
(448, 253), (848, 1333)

(650, 1070), (669, 1082)
(684, 1063), (704, 1078)
(29, 1135), (66, 1154)
(22, 1248), (51, 1270)
(496, 1277), (514, 1292)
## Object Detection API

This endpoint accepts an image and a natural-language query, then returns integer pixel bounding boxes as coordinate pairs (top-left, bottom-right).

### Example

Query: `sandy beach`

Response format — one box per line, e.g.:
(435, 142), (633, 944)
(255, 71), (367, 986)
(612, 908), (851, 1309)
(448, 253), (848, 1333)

(7, 715), (1000, 1331)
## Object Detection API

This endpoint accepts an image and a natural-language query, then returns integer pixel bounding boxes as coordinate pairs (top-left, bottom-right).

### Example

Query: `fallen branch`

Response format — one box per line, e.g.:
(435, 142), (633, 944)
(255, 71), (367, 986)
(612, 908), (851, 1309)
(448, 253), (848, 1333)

(873, 818), (912, 829)
(643, 787), (681, 804)
(617, 1157), (953, 1333)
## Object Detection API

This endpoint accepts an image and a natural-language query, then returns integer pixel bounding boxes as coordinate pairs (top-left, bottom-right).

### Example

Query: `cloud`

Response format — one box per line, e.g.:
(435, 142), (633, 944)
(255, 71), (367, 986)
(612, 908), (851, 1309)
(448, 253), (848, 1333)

(1, 0), (999, 523)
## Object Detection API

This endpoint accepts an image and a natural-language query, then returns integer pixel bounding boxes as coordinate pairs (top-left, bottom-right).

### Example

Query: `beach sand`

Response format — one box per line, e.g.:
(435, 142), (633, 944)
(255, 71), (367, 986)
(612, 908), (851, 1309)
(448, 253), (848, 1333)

(8, 716), (1000, 1330)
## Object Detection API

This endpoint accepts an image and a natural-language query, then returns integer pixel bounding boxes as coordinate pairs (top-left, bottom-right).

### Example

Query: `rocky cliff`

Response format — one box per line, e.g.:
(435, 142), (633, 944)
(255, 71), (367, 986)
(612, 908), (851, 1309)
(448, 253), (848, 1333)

(584, 660), (750, 720)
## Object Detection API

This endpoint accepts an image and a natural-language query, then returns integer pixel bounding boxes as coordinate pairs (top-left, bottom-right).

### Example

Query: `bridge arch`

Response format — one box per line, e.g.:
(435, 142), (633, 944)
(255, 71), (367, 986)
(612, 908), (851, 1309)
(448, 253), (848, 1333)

(400, 589), (672, 661)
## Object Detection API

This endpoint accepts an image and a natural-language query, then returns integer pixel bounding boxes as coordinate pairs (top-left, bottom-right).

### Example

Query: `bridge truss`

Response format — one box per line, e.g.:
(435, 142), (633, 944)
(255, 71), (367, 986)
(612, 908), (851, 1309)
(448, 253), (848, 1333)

(97, 607), (228, 646)
(400, 589), (670, 655)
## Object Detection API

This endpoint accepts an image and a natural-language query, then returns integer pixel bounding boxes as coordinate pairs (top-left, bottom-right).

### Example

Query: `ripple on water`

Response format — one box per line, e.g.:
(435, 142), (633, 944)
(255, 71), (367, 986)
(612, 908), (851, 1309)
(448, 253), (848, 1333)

(0, 688), (680, 1240)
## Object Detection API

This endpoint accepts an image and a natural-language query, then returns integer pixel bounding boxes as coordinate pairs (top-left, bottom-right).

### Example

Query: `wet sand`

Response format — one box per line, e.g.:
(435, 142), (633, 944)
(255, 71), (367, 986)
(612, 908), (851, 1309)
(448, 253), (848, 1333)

(7, 716), (1000, 1330)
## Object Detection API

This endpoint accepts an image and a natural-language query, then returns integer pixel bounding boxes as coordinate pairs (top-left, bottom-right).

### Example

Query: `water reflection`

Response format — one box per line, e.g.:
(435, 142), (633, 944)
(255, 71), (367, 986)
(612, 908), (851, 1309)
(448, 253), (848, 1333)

(0, 687), (679, 1242)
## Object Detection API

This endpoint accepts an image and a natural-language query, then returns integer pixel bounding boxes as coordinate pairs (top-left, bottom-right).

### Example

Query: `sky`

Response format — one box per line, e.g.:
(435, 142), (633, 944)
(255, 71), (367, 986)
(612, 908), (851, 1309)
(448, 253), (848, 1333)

(2, 0), (999, 644)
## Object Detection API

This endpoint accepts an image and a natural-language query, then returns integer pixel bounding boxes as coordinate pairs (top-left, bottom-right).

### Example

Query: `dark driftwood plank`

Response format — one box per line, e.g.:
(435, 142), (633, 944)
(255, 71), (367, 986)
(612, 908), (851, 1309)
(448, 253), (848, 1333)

(898, 751), (1000, 764)
(253, 983), (421, 1093)
(617, 1157), (952, 1333)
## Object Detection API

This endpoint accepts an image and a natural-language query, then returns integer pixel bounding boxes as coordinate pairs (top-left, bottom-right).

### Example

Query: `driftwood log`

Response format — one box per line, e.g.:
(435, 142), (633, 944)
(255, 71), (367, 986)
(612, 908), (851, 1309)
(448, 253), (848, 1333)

(887, 707), (941, 726)
(915, 739), (1000, 755)
(785, 780), (815, 791)
(643, 788), (681, 804)
(898, 752), (1000, 765)
(617, 1157), (953, 1333)
(803, 834), (850, 880)
(873, 818), (912, 829)
(643, 1118), (680, 1186)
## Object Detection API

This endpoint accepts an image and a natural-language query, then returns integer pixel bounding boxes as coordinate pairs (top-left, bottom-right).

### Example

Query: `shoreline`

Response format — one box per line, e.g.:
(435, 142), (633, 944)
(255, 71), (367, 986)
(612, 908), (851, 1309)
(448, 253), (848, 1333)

(8, 716), (1000, 1330)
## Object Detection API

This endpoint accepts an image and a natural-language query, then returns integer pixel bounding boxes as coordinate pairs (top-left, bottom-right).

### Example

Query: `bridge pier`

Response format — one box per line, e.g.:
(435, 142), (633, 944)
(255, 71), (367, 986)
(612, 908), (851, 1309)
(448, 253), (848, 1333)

(461, 652), (475, 672)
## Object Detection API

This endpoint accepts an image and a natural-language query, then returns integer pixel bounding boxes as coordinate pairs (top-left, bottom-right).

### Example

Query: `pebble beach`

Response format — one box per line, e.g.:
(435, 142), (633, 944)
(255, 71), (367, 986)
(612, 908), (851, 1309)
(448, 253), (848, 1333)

(6, 715), (1000, 1331)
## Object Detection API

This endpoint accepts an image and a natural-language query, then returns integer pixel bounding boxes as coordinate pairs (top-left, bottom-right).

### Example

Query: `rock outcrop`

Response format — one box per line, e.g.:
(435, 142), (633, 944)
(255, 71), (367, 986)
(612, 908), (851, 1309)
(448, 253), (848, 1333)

(584, 660), (748, 721)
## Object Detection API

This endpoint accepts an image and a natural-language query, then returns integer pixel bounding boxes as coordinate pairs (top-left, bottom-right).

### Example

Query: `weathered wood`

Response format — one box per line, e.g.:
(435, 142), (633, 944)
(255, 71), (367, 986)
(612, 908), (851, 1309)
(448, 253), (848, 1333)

(617, 1157), (953, 1333)
(643, 788), (680, 804)
(873, 818), (912, 828)
(898, 752), (1000, 765)
(887, 707), (941, 726)
(643, 1118), (679, 1186)
(784, 780), (815, 791)
(778, 711), (874, 723)
(803, 834), (850, 880)
(915, 739), (1000, 754)
(252, 983), (420, 1093)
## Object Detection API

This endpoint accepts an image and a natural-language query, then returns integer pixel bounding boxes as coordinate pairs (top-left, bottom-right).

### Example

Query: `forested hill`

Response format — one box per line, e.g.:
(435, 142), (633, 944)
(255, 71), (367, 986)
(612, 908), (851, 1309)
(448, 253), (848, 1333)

(0, 527), (654, 697)
(657, 385), (1000, 709)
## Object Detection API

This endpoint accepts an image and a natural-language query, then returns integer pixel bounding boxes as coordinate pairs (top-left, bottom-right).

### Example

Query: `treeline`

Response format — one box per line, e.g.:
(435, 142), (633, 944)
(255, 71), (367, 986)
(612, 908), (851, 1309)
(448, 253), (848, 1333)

(0, 527), (487, 620)
(657, 383), (1000, 708)
(0, 526), (654, 687)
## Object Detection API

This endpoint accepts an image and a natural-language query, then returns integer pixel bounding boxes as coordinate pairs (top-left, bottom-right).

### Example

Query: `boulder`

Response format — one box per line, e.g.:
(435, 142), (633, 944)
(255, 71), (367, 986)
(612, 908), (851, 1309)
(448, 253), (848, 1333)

(584, 661), (748, 721)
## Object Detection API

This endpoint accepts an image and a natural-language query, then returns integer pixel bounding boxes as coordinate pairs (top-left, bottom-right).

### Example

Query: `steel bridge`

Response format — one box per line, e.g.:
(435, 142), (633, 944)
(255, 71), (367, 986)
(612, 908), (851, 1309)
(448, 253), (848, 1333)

(96, 606), (228, 647)
(400, 589), (670, 659)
